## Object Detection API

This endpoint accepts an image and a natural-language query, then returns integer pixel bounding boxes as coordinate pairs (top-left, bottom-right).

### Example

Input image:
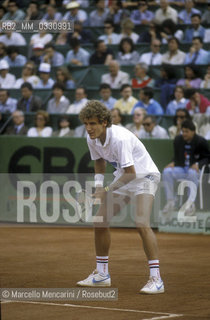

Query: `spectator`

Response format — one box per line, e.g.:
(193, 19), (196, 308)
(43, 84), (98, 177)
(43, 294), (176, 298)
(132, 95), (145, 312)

(111, 108), (123, 126)
(130, 1), (154, 25)
(118, 18), (139, 44)
(30, 31), (53, 47)
(186, 89), (210, 114)
(4, 46), (26, 67)
(25, 1), (43, 20)
(65, 38), (90, 66)
(67, 21), (93, 45)
(98, 20), (120, 45)
(106, 0), (130, 25)
(63, 1), (88, 25)
(30, 43), (45, 66)
(139, 115), (169, 138)
(4, 110), (28, 135)
(132, 63), (154, 89)
(35, 63), (54, 89)
(14, 61), (40, 89)
(0, 60), (16, 89)
(168, 108), (194, 139)
(42, 4), (63, 21)
(184, 14), (206, 42)
(99, 83), (116, 110)
(166, 86), (188, 115)
(200, 65), (210, 89)
(132, 87), (164, 115)
(114, 84), (138, 114)
(52, 116), (74, 137)
(116, 37), (140, 66)
(0, 32), (26, 46)
(89, 0), (109, 27)
(42, 42), (64, 67)
(66, 87), (88, 114)
(162, 120), (209, 215)
(139, 39), (162, 65)
(201, 3), (210, 24)
(160, 19), (184, 44)
(0, 42), (7, 61)
(137, 22), (161, 43)
(89, 40), (113, 65)
(155, 0), (178, 24)
(178, 0), (201, 24)
(0, 89), (17, 113)
(56, 67), (75, 89)
(184, 37), (209, 65)
(126, 107), (147, 137)
(17, 82), (42, 112)
(162, 37), (186, 65)
(27, 110), (53, 137)
(177, 65), (202, 88)
(2, 0), (25, 21)
(47, 83), (70, 114)
(101, 60), (130, 89)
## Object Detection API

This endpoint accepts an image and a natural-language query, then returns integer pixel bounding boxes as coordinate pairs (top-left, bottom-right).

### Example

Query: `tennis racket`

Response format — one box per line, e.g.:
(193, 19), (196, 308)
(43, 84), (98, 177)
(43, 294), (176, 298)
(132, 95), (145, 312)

(75, 189), (99, 222)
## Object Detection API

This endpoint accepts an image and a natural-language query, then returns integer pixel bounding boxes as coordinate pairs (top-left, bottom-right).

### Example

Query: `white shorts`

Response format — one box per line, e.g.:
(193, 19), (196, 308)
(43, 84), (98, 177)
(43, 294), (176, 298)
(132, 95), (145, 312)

(112, 174), (160, 197)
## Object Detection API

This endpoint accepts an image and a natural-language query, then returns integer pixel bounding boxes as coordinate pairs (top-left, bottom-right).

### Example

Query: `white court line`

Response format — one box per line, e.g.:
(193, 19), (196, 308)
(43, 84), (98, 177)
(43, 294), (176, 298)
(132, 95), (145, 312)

(2, 300), (183, 319)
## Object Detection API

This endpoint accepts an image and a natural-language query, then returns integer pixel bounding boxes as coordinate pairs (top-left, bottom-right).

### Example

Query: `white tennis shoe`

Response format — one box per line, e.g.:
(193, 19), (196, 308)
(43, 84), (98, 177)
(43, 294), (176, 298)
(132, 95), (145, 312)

(77, 270), (111, 287)
(140, 276), (164, 294)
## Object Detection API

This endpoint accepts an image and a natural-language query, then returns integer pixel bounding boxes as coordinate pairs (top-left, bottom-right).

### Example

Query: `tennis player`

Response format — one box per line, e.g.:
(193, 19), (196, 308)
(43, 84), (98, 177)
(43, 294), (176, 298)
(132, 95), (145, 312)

(77, 100), (164, 294)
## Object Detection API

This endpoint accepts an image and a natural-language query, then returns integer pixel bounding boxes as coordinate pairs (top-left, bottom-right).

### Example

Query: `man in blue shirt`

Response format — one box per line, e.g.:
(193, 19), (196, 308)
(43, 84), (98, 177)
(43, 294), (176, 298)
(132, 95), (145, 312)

(0, 89), (17, 113)
(132, 87), (164, 115)
(184, 14), (206, 42)
(178, 0), (201, 24)
(99, 83), (116, 110)
(184, 37), (209, 65)
(65, 38), (90, 66)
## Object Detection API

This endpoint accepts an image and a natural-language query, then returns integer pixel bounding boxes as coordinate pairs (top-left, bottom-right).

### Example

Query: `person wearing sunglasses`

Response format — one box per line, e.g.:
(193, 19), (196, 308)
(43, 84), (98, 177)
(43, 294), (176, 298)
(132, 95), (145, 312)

(168, 108), (194, 139)
(139, 39), (162, 66)
(139, 115), (169, 139)
(98, 20), (120, 45)
(1, 0), (25, 21)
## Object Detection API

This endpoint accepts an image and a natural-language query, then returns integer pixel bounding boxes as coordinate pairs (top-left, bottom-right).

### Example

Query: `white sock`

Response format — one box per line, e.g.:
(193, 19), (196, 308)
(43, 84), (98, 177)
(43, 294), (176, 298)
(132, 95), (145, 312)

(96, 256), (109, 275)
(148, 260), (160, 278)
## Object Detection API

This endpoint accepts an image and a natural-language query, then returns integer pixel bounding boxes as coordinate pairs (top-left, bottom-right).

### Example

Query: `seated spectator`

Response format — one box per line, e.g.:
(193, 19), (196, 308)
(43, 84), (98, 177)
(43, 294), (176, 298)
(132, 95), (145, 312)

(42, 4), (63, 21)
(101, 60), (130, 89)
(114, 84), (138, 114)
(162, 120), (209, 215)
(63, 1), (88, 25)
(66, 87), (88, 114)
(0, 31), (26, 46)
(177, 64), (202, 88)
(130, 1), (154, 25)
(0, 42), (7, 61)
(17, 82), (42, 112)
(74, 124), (87, 137)
(201, 3), (210, 24)
(4, 46), (26, 67)
(139, 39), (162, 65)
(184, 14), (206, 42)
(178, 0), (201, 24)
(132, 87), (164, 115)
(47, 83), (70, 114)
(35, 63), (54, 89)
(106, 0), (130, 25)
(132, 63), (154, 89)
(162, 37), (186, 65)
(0, 60), (16, 89)
(166, 86), (188, 115)
(160, 19), (184, 44)
(139, 115), (169, 138)
(99, 83), (116, 110)
(30, 43), (45, 66)
(67, 21), (93, 45)
(186, 89), (210, 114)
(155, 0), (178, 24)
(30, 31), (53, 47)
(25, 1), (43, 20)
(0, 89), (17, 113)
(2, 0), (25, 21)
(65, 38), (90, 66)
(89, 0), (109, 27)
(14, 61), (40, 89)
(56, 67), (75, 89)
(126, 107), (147, 137)
(98, 20), (120, 45)
(118, 18), (139, 44)
(52, 116), (74, 137)
(4, 110), (28, 135)
(116, 38), (140, 66)
(111, 108), (123, 126)
(200, 65), (210, 89)
(27, 110), (53, 137)
(137, 22), (161, 44)
(168, 108), (193, 139)
(89, 40), (113, 66)
(41, 42), (64, 67)
(184, 37), (209, 65)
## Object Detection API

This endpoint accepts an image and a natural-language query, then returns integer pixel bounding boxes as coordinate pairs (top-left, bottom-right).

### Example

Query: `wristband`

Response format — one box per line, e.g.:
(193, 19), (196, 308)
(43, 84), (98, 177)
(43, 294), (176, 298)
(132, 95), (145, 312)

(94, 174), (104, 188)
(104, 186), (110, 192)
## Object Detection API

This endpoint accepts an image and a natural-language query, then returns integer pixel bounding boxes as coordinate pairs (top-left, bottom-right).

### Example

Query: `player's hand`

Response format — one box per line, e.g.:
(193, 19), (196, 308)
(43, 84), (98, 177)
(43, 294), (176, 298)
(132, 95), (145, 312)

(92, 187), (106, 203)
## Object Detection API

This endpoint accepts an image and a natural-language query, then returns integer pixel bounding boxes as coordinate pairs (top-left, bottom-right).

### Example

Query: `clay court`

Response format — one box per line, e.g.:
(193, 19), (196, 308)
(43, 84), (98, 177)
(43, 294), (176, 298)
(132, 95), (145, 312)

(0, 226), (210, 320)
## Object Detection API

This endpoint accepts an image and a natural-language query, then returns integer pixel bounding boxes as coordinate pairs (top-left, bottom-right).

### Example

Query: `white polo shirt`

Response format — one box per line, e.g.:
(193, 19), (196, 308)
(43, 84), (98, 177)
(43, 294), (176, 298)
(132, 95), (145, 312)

(87, 125), (160, 178)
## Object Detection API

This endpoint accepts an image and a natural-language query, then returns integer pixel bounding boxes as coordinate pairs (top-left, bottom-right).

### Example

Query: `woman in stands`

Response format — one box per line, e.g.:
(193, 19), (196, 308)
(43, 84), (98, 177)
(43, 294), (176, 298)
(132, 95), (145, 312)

(27, 110), (52, 137)
(116, 37), (140, 66)
(56, 66), (75, 89)
(177, 64), (202, 89)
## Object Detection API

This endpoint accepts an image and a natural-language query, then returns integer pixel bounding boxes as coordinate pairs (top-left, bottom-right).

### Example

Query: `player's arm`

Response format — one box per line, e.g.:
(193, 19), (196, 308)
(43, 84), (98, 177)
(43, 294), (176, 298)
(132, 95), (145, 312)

(105, 165), (136, 193)
(94, 158), (106, 189)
